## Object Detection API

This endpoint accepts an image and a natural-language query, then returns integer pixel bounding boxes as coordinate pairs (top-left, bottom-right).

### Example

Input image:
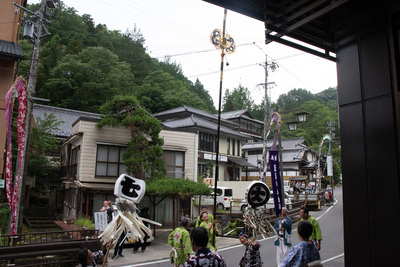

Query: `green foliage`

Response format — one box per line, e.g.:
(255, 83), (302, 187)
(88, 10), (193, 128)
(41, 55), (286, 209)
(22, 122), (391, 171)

(38, 47), (135, 112)
(222, 85), (254, 112)
(190, 79), (216, 114)
(226, 219), (245, 236)
(97, 95), (166, 179)
(75, 217), (95, 229)
(146, 178), (212, 196)
(0, 203), (10, 235)
(134, 70), (207, 113)
(24, 2), (214, 114)
(276, 88), (315, 111)
(28, 113), (61, 185)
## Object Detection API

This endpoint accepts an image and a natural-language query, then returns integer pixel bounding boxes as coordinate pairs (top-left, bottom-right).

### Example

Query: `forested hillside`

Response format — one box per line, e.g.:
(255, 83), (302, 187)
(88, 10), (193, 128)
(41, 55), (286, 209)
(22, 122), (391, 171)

(19, 2), (216, 114)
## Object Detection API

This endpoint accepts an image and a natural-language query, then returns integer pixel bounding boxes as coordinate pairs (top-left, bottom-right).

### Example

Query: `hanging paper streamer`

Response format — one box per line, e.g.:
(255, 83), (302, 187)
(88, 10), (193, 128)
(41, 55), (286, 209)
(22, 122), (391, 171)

(99, 174), (161, 259)
(4, 77), (28, 235)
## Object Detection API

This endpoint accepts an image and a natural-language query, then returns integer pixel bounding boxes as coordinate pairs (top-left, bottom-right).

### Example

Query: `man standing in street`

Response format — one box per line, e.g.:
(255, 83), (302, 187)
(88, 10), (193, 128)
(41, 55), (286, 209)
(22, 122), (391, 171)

(274, 207), (292, 267)
(299, 206), (322, 250)
(168, 217), (192, 266)
(185, 227), (226, 267)
(106, 200), (114, 224)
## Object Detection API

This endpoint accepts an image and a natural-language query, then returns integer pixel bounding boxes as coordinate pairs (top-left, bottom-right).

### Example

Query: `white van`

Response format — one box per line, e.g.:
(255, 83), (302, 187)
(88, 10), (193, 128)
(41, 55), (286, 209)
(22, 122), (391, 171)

(194, 186), (234, 210)
(284, 181), (290, 192)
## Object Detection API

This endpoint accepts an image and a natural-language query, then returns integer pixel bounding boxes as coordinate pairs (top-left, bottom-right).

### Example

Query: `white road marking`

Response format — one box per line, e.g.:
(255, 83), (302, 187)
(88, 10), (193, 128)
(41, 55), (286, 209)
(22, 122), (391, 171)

(322, 253), (345, 263)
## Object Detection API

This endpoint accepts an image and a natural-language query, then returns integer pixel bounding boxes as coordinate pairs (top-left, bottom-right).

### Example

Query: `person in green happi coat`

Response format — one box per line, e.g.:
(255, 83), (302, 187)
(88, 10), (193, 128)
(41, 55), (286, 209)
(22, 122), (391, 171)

(195, 207), (214, 227)
(198, 212), (218, 252)
(168, 217), (192, 266)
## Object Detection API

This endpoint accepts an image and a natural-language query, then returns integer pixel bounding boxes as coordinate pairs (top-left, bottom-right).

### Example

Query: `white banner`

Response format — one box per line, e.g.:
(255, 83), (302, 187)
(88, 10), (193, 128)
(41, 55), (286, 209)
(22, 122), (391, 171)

(327, 156), (333, 176)
(94, 212), (108, 231)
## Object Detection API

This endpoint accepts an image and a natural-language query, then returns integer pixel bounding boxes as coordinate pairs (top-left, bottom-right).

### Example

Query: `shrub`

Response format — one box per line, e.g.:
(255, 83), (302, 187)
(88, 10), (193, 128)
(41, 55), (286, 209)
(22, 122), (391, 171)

(0, 203), (10, 235)
(75, 217), (95, 229)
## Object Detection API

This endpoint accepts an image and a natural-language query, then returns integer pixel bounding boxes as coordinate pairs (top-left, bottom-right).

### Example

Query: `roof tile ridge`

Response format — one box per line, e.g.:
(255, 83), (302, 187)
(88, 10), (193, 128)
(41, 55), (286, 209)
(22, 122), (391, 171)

(34, 103), (100, 116)
(190, 114), (197, 125)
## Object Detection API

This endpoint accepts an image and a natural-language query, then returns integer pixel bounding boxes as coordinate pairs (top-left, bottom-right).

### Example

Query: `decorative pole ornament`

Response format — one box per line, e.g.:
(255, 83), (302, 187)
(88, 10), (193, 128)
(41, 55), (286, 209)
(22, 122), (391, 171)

(209, 8), (235, 248)
(210, 29), (236, 54)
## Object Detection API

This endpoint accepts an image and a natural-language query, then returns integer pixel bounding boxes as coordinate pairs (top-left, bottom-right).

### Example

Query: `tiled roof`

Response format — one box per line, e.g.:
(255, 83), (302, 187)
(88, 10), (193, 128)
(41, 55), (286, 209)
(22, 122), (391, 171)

(162, 114), (251, 139)
(220, 109), (263, 125)
(32, 104), (100, 138)
(154, 105), (236, 126)
(0, 40), (24, 59)
(220, 109), (248, 119)
(243, 138), (309, 163)
(242, 138), (306, 150)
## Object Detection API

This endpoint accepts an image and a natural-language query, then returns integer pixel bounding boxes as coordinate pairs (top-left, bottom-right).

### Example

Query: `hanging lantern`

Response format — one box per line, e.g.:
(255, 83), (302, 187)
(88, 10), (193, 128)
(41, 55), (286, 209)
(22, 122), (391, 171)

(287, 121), (298, 131)
(294, 111), (309, 122)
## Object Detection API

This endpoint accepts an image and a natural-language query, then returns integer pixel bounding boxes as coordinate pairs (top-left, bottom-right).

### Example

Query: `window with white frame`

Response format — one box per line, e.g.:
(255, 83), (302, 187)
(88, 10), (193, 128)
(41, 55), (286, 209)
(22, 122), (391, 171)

(164, 150), (185, 178)
(96, 145), (127, 177)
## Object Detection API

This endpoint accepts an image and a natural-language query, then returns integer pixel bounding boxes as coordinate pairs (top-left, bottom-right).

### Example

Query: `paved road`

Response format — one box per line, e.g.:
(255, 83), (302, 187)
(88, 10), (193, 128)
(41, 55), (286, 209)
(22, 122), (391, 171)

(114, 186), (344, 266)
(219, 186), (344, 266)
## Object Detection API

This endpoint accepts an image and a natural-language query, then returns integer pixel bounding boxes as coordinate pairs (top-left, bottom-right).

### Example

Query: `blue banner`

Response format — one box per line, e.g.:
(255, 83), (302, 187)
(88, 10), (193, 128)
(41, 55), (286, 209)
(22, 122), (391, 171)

(269, 151), (283, 215)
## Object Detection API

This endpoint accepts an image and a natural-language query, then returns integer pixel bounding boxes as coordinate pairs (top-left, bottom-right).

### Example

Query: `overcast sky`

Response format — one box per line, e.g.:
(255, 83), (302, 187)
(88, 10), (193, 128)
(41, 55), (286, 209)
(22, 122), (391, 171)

(31, 0), (338, 106)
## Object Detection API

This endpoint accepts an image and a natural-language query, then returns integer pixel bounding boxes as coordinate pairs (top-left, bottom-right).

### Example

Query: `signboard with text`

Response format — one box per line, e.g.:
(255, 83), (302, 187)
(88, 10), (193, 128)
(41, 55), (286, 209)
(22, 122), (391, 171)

(94, 212), (108, 231)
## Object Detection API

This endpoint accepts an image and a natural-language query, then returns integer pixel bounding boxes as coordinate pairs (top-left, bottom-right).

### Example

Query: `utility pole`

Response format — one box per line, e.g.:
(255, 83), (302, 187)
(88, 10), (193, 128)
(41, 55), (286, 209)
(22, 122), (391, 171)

(9, 0), (55, 235)
(253, 42), (278, 184)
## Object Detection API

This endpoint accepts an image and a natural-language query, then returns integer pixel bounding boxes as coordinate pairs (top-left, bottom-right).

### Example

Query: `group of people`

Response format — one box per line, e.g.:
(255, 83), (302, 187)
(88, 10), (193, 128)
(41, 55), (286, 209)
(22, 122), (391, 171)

(168, 207), (225, 266)
(324, 185), (334, 206)
(291, 181), (306, 193)
(99, 201), (150, 260)
(167, 205), (323, 267)
(80, 203), (324, 266)
(274, 206), (323, 267)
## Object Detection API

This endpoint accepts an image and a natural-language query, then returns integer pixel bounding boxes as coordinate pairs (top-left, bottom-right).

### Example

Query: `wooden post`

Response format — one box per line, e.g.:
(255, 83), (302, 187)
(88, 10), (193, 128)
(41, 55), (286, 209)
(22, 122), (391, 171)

(172, 195), (175, 230)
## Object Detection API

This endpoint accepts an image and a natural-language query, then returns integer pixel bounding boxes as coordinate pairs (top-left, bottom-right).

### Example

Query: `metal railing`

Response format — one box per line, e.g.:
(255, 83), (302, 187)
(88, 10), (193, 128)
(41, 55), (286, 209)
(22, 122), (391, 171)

(0, 229), (100, 247)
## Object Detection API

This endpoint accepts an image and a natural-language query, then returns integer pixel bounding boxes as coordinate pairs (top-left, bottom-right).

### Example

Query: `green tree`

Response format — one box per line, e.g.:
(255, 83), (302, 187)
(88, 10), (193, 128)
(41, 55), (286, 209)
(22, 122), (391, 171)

(28, 113), (61, 189)
(222, 85), (254, 112)
(249, 101), (266, 122)
(277, 88), (315, 111)
(135, 70), (207, 113)
(280, 100), (338, 147)
(315, 87), (338, 111)
(38, 47), (135, 112)
(189, 79), (216, 114)
(97, 95), (166, 179)
(110, 29), (155, 86)
(65, 34), (84, 55)
(45, 3), (91, 46)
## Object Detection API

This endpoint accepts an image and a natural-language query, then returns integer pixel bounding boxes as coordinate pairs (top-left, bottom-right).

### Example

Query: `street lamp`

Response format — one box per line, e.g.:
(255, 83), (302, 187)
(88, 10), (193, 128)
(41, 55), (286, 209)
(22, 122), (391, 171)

(285, 111), (308, 131)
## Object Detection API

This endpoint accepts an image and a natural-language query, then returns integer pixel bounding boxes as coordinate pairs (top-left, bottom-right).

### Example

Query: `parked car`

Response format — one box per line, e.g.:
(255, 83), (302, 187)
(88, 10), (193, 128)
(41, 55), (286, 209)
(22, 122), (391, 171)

(193, 186), (234, 210)
(240, 191), (293, 213)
